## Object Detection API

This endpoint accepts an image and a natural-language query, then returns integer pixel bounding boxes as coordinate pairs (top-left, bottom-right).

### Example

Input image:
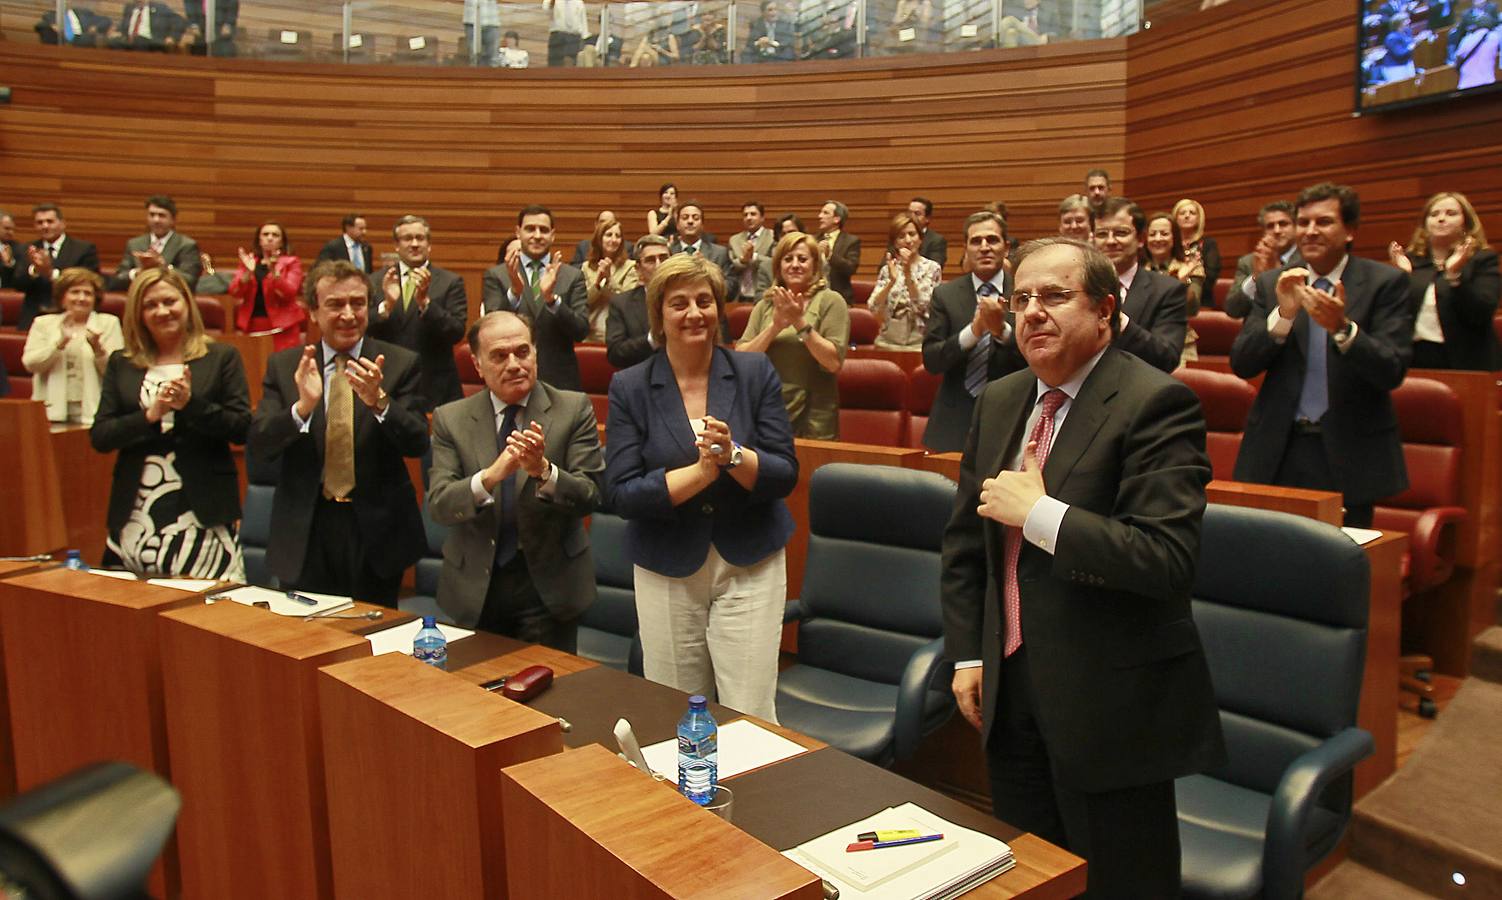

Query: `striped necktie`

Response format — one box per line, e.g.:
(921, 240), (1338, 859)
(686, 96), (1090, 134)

(965, 283), (998, 396)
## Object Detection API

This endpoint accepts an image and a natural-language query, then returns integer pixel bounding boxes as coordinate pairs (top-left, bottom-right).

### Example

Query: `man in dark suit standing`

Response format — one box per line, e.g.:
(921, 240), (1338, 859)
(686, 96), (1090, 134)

(482, 204), (589, 390)
(1224, 200), (1300, 318)
(182, 0), (238, 56)
(317, 214), (373, 274)
(366, 215), (468, 412)
(727, 201), (775, 303)
(922, 211), (1023, 452)
(1231, 182), (1412, 527)
(114, 1), (185, 50)
(13, 203), (101, 330)
(605, 235), (672, 369)
(248, 259), (429, 605)
(816, 200), (861, 302)
(427, 311), (604, 649)
(1092, 197), (1188, 372)
(745, 0), (796, 60)
(942, 237), (1223, 898)
(905, 197), (948, 268)
(670, 201), (736, 293)
(0, 211), (19, 291)
(109, 195), (201, 290)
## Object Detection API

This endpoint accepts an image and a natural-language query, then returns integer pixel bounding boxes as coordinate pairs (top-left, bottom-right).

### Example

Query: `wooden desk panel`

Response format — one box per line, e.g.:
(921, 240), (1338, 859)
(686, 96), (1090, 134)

(48, 425), (115, 565)
(159, 601), (371, 900)
(0, 400), (67, 556)
(1357, 532), (1406, 799)
(319, 652), (565, 900)
(1206, 480), (1343, 525)
(0, 560), (50, 802)
(501, 744), (823, 899)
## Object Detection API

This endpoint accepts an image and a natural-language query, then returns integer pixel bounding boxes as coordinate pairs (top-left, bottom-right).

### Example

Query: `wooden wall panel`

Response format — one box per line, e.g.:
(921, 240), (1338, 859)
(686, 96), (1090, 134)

(1124, 0), (1502, 261)
(0, 38), (1125, 309)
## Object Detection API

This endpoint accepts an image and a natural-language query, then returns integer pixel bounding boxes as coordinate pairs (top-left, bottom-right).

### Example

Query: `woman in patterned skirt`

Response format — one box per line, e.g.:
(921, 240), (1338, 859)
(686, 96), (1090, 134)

(90, 268), (251, 579)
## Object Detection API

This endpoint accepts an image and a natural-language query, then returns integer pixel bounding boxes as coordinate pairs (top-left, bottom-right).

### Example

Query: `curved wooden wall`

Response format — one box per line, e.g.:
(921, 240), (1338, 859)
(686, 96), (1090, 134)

(0, 38), (1127, 309)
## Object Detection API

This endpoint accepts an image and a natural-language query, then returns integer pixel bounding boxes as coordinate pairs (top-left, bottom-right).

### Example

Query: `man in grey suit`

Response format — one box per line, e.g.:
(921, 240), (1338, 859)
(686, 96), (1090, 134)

(727, 201), (775, 302)
(1224, 200), (1300, 319)
(482, 204), (590, 390)
(427, 311), (604, 649)
(670, 201), (735, 291)
(108, 195), (201, 290)
(1092, 197), (1188, 372)
(817, 200), (862, 302)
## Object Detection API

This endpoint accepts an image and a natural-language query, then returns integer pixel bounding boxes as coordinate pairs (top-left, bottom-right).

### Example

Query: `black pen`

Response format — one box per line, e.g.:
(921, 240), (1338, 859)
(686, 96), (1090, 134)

(284, 590), (320, 607)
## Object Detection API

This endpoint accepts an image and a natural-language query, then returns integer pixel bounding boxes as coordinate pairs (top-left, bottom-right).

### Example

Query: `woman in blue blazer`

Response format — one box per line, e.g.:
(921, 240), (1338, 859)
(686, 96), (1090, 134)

(604, 254), (798, 722)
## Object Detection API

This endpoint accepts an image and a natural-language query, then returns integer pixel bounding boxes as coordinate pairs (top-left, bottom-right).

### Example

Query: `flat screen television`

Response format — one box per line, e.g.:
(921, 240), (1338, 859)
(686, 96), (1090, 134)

(1356, 0), (1502, 113)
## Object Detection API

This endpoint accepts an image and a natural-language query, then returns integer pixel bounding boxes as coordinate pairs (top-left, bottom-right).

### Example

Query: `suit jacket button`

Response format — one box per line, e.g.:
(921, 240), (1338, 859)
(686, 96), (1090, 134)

(702, 502), (715, 515)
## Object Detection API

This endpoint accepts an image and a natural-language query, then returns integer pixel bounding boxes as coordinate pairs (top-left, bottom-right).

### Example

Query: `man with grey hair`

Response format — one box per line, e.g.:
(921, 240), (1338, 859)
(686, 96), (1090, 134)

(816, 199), (861, 302)
(605, 234), (673, 369)
(943, 236), (1222, 899)
(367, 214), (468, 411)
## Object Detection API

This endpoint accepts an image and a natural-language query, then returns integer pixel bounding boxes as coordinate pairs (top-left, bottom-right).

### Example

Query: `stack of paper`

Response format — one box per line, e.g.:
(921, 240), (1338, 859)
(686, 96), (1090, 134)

(210, 585), (354, 618)
(364, 619), (474, 656)
(88, 570), (223, 593)
(783, 802), (1014, 900)
(640, 719), (809, 782)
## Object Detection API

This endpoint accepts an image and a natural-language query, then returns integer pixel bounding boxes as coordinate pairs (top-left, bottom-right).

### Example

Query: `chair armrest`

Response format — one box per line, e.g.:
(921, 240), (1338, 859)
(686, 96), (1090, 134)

(1404, 506), (1466, 593)
(783, 598), (806, 625)
(893, 636), (953, 763)
(1262, 727), (1374, 900)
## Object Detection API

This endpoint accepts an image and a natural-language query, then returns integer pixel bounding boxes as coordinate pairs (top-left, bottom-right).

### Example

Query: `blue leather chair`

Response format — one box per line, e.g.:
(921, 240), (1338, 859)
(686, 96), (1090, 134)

(398, 504), (450, 623)
(578, 512), (643, 675)
(239, 451), (279, 588)
(1179, 505), (1375, 900)
(775, 463), (956, 766)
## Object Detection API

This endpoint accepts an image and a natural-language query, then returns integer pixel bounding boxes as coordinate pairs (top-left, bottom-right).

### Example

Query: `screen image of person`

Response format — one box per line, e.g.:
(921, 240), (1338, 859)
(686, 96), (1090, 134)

(604, 253), (799, 722)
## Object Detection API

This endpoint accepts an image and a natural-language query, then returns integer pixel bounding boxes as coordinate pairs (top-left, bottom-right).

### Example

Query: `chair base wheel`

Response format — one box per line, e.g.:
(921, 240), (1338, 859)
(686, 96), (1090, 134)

(1419, 697), (1437, 719)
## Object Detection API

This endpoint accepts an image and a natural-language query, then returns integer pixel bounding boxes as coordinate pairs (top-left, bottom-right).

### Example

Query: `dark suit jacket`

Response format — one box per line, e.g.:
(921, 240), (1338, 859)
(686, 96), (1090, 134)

(366, 263), (468, 412)
(427, 384), (604, 627)
(90, 342), (251, 534)
(604, 348), (798, 577)
(1224, 248), (1302, 319)
(744, 17), (796, 59)
(1117, 267), (1188, 372)
(247, 338), (429, 585)
(317, 236), (374, 273)
(116, 2), (185, 42)
(824, 232), (861, 302)
(670, 240), (736, 294)
(0, 240), (19, 290)
(184, 0), (237, 31)
(605, 285), (654, 369)
(1406, 249), (1500, 370)
(1230, 256), (1413, 505)
(36, 6), (113, 44)
(109, 232), (202, 290)
(480, 257), (589, 390)
(941, 347), (1224, 793)
(920, 274), (1023, 452)
(13, 237), (101, 329)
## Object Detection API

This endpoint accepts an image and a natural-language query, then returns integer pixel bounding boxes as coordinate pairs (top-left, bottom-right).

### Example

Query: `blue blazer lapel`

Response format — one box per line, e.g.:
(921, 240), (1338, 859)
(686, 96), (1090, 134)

(706, 347), (737, 422)
(647, 354), (699, 460)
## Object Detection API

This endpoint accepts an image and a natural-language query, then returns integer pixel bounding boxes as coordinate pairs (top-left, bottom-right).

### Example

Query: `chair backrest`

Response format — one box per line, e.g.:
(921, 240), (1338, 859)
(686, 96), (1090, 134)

(1192, 505), (1368, 797)
(727, 303), (753, 341)
(799, 464), (955, 685)
(1384, 376), (1463, 510)
(579, 512), (640, 673)
(1190, 309), (1242, 359)
(847, 306), (879, 346)
(1211, 277), (1232, 309)
(101, 294), (128, 320)
(239, 483), (277, 588)
(0, 333), (26, 374)
(576, 344), (615, 425)
(1171, 367), (1256, 480)
(836, 358), (907, 446)
(413, 504), (448, 599)
(0, 290), (21, 328)
(904, 364), (942, 448)
(195, 296), (226, 331)
(850, 280), (875, 306)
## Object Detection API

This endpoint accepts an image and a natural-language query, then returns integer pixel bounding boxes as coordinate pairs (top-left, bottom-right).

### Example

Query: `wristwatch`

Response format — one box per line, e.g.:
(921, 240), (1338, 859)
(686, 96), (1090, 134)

(796, 324), (813, 342)
(723, 442), (744, 469)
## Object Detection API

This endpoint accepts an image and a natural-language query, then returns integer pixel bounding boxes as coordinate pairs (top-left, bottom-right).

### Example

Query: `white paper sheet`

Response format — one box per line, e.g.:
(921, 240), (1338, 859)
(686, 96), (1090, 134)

(86, 569), (137, 581)
(85, 571), (219, 594)
(640, 718), (809, 783)
(364, 619), (475, 657)
(1341, 526), (1384, 546)
(210, 585), (353, 617)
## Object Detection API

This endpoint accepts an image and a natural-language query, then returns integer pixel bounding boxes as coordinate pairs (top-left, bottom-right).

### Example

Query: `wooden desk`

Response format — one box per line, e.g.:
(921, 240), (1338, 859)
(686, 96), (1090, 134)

(49, 425), (115, 565)
(1357, 531), (1406, 799)
(0, 400), (67, 556)
(0, 559), (48, 802)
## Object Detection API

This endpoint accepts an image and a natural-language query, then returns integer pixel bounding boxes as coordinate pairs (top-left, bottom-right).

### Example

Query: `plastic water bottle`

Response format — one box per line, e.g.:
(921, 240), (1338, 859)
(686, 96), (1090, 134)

(62, 550), (88, 572)
(677, 695), (718, 805)
(412, 616), (447, 670)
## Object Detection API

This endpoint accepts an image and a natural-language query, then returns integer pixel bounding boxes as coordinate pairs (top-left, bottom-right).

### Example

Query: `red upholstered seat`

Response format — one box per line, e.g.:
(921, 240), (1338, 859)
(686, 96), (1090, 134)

(1211, 278), (1231, 309)
(727, 303), (753, 341)
(0, 333), (32, 397)
(1375, 377), (1467, 594)
(454, 342), (480, 385)
(1191, 310), (1241, 363)
(847, 306), (879, 347)
(904, 365), (942, 448)
(576, 343), (616, 425)
(837, 358), (908, 446)
(101, 293), (127, 320)
(1171, 367), (1256, 481)
(195, 295), (226, 332)
(851, 280), (874, 306)
(0, 290), (21, 329)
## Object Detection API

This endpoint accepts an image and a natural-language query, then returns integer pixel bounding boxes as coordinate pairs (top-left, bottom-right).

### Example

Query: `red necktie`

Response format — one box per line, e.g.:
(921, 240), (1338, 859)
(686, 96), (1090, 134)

(1002, 388), (1067, 657)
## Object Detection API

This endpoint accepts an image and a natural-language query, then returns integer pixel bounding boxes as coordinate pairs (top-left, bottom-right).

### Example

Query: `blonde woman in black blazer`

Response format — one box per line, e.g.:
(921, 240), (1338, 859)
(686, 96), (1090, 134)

(1389, 191), (1500, 371)
(91, 268), (251, 577)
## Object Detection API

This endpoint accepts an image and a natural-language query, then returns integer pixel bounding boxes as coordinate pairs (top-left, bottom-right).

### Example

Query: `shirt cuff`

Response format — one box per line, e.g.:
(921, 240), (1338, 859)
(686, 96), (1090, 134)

(1240, 275), (1256, 299)
(954, 659), (982, 669)
(543, 296), (560, 311)
(470, 469), (496, 507)
(1267, 305), (1294, 340)
(1333, 320), (1358, 351)
(647, 331), (658, 349)
(1022, 495), (1068, 554)
(291, 404), (311, 433)
(957, 323), (979, 351)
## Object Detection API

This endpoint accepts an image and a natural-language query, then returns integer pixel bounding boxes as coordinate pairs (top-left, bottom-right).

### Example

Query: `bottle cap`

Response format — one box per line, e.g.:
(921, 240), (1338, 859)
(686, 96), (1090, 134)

(688, 694), (707, 708)
(422, 615), (436, 628)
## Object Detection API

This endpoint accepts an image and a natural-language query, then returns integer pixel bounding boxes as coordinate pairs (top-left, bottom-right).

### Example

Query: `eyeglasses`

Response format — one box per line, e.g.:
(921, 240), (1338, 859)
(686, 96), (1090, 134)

(1008, 289), (1084, 314)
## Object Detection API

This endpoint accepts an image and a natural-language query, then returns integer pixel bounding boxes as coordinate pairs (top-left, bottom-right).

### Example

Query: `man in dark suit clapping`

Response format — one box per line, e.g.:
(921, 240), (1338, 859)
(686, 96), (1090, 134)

(13, 203), (101, 330)
(317, 214), (374, 274)
(482, 204), (590, 390)
(109, 195), (202, 291)
(1091, 197), (1188, 372)
(366, 215), (468, 412)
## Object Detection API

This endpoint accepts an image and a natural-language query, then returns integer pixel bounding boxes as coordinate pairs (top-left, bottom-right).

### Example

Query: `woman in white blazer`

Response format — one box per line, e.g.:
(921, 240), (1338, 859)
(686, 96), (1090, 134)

(21, 267), (124, 425)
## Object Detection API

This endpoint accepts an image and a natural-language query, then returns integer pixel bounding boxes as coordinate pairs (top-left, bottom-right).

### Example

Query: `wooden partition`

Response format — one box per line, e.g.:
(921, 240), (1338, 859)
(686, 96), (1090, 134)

(0, 560), (50, 802)
(0, 400), (67, 556)
(49, 425), (115, 564)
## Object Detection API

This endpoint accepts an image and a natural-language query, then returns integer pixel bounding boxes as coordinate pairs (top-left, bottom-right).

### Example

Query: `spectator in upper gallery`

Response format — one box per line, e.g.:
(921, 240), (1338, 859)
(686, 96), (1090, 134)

(815, 200), (861, 303)
(897, 197), (949, 268)
(630, 24), (680, 66)
(36, 5), (114, 45)
(183, 0), (238, 56)
(646, 184), (679, 240)
(1388, 191), (1500, 370)
(1058, 194), (1094, 243)
(109, 195), (202, 291)
(463, 0), (501, 66)
(870, 212), (943, 350)
(1143, 212), (1206, 365)
(606, 235), (673, 369)
(21, 268), (124, 425)
(112, 1), (185, 51)
(317, 214), (374, 274)
(1091, 197), (1188, 373)
(582, 215), (640, 342)
(999, 0), (1062, 46)
(544, 0), (587, 66)
(1230, 181), (1413, 528)
(1225, 200), (1300, 319)
(13, 203), (101, 331)
(229, 221), (305, 352)
(728, 202), (776, 303)
(483, 205), (590, 390)
(499, 30), (530, 67)
(572, 210), (635, 266)
(1083, 168), (1111, 218)
(1173, 197), (1222, 284)
(367, 215), (469, 411)
(746, 0), (796, 61)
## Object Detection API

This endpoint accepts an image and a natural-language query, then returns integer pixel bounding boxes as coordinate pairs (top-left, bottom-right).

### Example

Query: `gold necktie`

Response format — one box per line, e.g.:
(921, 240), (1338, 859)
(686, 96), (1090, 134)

(322, 354), (356, 500)
(402, 270), (416, 310)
